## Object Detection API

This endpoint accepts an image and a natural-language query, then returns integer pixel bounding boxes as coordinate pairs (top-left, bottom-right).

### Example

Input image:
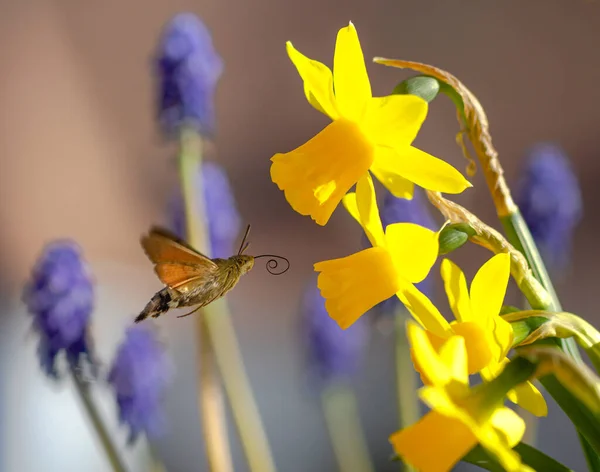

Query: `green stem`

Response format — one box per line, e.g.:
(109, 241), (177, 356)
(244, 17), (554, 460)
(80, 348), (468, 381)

(321, 385), (375, 472)
(395, 309), (418, 472)
(178, 128), (276, 472)
(70, 368), (127, 472)
(179, 128), (234, 472)
(500, 211), (600, 468)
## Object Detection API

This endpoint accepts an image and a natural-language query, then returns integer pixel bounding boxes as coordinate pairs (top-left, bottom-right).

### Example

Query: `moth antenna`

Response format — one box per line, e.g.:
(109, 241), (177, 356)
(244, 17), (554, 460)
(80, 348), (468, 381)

(254, 254), (290, 275)
(241, 241), (250, 254)
(238, 224), (251, 255)
(176, 305), (203, 319)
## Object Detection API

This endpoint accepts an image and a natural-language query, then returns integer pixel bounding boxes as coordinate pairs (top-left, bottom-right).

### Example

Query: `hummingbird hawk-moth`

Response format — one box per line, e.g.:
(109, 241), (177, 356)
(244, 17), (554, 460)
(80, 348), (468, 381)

(135, 225), (289, 323)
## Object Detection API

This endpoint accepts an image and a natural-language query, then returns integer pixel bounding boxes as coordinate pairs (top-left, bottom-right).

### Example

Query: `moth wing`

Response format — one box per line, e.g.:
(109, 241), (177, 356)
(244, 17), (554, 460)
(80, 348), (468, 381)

(155, 262), (218, 293)
(141, 226), (217, 268)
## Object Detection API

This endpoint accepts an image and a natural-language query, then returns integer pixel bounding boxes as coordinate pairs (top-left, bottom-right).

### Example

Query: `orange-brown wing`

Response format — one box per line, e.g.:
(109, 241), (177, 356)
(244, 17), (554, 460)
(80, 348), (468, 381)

(154, 262), (217, 293)
(141, 226), (216, 267)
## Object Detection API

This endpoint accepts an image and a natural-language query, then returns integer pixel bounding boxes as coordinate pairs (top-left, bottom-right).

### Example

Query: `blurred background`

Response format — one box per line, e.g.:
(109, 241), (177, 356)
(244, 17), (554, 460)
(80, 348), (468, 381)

(1, 0), (599, 471)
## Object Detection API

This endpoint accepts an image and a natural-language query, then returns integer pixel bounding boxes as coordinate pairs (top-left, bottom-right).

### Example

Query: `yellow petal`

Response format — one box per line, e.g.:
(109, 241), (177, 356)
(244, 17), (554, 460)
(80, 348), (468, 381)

(286, 41), (338, 119)
(470, 253), (511, 325)
(398, 283), (451, 337)
(333, 22), (371, 121)
(315, 247), (400, 329)
(507, 382), (548, 418)
(441, 258), (473, 323)
(374, 146), (472, 195)
(385, 222), (439, 283)
(490, 315), (514, 361)
(271, 119), (374, 226)
(407, 322), (464, 386)
(355, 173), (386, 247)
(342, 192), (360, 222)
(490, 407), (526, 448)
(390, 410), (476, 472)
(451, 321), (494, 374)
(370, 163), (415, 199)
(363, 95), (428, 147)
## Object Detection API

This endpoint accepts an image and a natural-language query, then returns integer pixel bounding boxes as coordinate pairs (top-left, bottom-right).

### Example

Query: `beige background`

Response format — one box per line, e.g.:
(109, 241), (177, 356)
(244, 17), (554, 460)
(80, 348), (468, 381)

(1, 0), (599, 470)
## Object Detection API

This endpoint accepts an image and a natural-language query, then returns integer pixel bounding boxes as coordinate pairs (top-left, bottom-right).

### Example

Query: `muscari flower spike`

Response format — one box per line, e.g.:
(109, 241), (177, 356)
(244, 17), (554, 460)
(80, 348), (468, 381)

(108, 324), (174, 443)
(271, 22), (470, 226)
(374, 188), (437, 313)
(303, 281), (367, 383)
(23, 241), (94, 377)
(169, 160), (242, 258)
(156, 12), (223, 136)
(517, 143), (582, 271)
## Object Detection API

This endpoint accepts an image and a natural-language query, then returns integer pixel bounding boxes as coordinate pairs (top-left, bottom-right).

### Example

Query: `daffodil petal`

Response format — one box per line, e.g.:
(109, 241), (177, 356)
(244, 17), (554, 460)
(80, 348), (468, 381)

(441, 258), (473, 323)
(355, 173), (385, 247)
(370, 164), (415, 199)
(490, 315), (514, 361)
(438, 335), (469, 385)
(286, 41), (338, 119)
(271, 119), (374, 226)
(341, 192), (360, 223)
(451, 321), (494, 374)
(407, 322), (455, 386)
(385, 222), (439, 283)
(315, 247), (400, 329)
(470, 253), (511, 322)
(398, 283), (451, 337)
(390, 410), (476, 472)
(507, 381), (548, 418)
(363, 95), (428, 147)
(490, 407), (526, 448)
(374, 145), (472, 195)
(333, 22), (371, 120)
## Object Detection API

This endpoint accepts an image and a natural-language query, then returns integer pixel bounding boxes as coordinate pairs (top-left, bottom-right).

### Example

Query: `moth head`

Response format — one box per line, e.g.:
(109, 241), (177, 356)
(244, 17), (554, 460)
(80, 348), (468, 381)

(236, 255), (255, 274)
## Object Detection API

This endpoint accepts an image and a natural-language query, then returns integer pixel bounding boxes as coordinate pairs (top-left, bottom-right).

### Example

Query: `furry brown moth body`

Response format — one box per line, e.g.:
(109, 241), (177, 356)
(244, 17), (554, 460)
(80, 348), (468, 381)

(135, 225), (288, 323)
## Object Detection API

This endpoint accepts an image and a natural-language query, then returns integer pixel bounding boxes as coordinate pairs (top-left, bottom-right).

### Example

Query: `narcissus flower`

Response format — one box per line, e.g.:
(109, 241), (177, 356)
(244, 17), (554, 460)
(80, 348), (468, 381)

(390, 323), (532, 472)
(409, 253), (547, 416)
(271, 22), (470, 226)
(314, 174), (445, 330)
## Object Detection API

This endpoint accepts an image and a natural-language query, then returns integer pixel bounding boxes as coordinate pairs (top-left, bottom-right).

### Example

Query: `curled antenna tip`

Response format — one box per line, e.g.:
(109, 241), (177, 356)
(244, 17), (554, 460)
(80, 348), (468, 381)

(254, 254), (290, 275)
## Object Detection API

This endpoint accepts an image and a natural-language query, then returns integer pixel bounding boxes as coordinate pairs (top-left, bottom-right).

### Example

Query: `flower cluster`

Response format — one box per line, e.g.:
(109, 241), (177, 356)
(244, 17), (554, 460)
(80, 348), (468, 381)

(23, 241), (94, 377)
(270, 22), (565, 471)
(108, 324), (174, 443)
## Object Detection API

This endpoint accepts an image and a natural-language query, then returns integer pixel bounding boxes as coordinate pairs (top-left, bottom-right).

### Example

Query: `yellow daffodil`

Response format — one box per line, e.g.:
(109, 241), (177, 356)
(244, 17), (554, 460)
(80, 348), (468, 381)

(271, 22), (471, 226)
(390, 322), (533, 472)
(314, 173), (450, 332)
(408, 253), (547, 417)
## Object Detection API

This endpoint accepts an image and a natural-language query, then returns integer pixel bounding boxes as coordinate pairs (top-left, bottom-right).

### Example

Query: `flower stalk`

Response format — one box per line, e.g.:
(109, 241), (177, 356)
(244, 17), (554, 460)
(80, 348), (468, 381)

(178, 128), (276, 472)
(70, 368), (127, 472)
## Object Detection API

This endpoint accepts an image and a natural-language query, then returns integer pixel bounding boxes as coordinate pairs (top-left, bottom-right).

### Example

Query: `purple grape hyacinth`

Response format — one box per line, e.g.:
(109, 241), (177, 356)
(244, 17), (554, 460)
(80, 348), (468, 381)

(303, 282), (367, 384)
(23, 241), (94, 377)
(169, 161), (242, 258)
(156, 13), (223, 136)
(517, 143), (583, 271)
(108, 324), (173, 443)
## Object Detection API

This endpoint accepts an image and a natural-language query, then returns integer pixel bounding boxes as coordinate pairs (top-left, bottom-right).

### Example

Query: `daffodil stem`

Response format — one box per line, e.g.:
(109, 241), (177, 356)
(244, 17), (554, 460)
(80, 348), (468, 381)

(178, 128), (276, 472)
(395, 309), (418, 472)
(70, 368), (127, 472)
(321, 385), (375, 472)
(178, 128), (234, 472)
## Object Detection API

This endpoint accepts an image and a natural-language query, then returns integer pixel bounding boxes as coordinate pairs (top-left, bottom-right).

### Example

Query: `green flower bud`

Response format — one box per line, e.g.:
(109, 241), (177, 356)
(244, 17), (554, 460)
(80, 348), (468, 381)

(438, 223), (475, 255)
(392, 76), (440, 103)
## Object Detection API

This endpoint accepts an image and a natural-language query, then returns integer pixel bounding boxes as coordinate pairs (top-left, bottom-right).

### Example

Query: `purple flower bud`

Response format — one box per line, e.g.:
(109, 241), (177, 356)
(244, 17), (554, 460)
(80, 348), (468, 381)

(23, 241), (94, 377)
(108, 324), (173, 443)
(303, 282), (367, 383)
(517, 143), (583, 270)
(156, 13), (223, 136)
(169, 161), (242, 258)
(369, 189), (437, 314)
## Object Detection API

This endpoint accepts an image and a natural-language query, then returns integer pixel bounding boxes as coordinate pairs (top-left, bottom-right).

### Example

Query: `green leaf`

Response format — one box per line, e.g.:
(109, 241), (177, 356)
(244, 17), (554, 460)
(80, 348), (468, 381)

(462, 443), (573, 472)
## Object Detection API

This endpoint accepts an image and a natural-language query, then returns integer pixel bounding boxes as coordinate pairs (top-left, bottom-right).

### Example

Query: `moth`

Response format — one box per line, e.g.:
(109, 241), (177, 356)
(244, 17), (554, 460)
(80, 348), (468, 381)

(135, 225), (288, 323)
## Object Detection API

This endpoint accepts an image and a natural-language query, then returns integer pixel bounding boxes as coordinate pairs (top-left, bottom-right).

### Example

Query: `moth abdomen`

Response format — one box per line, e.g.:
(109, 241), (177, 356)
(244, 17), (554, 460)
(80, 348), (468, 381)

(135, 288), (172, 323)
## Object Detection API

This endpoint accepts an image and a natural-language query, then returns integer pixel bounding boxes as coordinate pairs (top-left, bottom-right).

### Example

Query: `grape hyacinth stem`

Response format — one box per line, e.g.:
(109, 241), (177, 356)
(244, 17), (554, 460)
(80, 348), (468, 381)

(70, 368), (127, 472)
(178, 128), (276, 472)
